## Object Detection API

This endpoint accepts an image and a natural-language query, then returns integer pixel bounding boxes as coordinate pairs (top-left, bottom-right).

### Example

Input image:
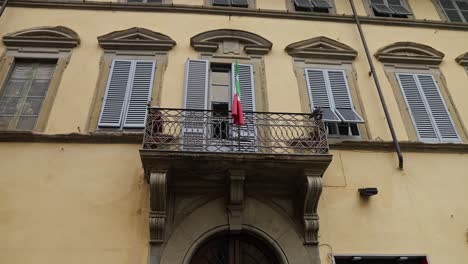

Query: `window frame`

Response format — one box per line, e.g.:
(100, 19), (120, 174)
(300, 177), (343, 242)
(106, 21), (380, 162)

(293, 60), (370, 141)
(204, 0), (256, 9)
(383, 64), (467, 143)
(87, 51), (165, 132)
(0, 47), (71, 132)
(433, 0), (468, 22)
(286, 0), (337, 14)
(363, 0), (415, 19)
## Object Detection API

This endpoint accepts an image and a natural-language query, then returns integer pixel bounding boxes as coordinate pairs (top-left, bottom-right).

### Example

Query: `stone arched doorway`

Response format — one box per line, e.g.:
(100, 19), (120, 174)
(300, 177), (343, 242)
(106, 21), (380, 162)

(189, 232), (281, 264)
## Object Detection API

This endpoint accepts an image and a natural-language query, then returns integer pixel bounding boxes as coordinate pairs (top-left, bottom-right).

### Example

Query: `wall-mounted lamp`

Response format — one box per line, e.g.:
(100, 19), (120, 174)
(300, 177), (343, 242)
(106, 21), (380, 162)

(358, 187), (378, 197)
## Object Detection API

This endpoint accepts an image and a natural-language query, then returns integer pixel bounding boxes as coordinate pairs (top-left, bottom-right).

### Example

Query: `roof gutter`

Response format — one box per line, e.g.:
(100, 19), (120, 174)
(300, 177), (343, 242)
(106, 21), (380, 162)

(348, 0), (404, 169)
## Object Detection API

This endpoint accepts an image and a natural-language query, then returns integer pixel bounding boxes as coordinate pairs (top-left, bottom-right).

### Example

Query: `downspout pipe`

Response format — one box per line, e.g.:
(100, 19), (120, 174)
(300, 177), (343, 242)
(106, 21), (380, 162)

(348, 0), (404, 169)
(0, 0), (9, 18)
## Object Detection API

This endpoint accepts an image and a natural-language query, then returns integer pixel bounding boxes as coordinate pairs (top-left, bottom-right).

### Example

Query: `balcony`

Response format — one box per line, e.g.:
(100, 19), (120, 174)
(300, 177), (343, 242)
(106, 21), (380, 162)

(140, 107), (331, 182)
(139, 107), (333, 245)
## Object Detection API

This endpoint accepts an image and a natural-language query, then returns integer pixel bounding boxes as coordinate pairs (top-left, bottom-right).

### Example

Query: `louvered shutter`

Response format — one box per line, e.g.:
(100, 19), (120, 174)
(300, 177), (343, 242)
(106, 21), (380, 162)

(231, 0), (249, 7)
(396, 73), (454, 142)
(123, 60), (155, 128)
(98, 60), (132, 128)
(327, 70), (363, 123)
(387, 0), (412, 15)
(416, 74), (460, 142)
(305, 69), (340, 122)
(370, 0), (395, 14)
(232, 63), (257, 151)
(183, 60), (209, 151)
(310, 0), (332, 8)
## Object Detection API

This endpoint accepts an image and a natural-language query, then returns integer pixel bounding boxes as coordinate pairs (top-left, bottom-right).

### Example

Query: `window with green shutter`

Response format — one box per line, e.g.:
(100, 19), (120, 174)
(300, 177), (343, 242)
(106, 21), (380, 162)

(293, 0), (333, 12)
(212, 0), (249, 7)
(396, 73), (460, 143)
(305, 68), (364, 138)
(0, 60), (56, 131)
(98, 59), (155, 129)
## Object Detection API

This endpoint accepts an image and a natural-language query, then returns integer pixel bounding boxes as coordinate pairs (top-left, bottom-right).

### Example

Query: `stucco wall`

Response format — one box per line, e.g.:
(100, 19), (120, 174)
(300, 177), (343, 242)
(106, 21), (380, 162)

(0, 7), (467, 140)
(0, 144), (467, 263)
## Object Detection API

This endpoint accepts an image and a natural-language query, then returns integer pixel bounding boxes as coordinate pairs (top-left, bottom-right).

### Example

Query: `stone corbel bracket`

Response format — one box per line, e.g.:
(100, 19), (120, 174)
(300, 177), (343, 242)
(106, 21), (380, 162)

(149, 171), (167, 244)
(227, 169), (245, 232)
(302, 169), (323, 245)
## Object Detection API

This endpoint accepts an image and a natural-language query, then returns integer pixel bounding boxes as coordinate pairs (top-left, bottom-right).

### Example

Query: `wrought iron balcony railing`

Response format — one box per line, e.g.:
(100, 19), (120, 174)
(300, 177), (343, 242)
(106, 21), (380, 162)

(142, 108), (328, 155)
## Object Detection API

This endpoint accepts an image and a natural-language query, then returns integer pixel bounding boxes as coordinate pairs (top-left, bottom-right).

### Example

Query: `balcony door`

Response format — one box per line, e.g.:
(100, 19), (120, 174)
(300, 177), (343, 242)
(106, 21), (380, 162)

(190, 233), (280, 264)
(183, 59), (256, 152)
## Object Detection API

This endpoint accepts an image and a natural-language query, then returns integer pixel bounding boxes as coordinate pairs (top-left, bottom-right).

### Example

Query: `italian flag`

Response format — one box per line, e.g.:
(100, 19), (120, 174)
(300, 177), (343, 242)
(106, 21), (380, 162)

(232, 60), (245, 125)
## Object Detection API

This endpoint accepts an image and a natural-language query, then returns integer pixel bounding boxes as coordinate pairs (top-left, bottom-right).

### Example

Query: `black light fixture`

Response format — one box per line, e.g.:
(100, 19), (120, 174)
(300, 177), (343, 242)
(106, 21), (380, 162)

(358, 187), (378, 197)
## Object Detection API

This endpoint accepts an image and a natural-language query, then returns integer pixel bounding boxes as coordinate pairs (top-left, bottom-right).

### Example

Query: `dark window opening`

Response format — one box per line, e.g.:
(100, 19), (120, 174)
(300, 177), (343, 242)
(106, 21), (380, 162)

(212, 102), (229, 139)
(370, 0), (412, 18)
(213, 0), (249, 8)
(294, 0), (332, 13)
(326, 122), (360, 137)
(334, 255), (429, 264)
(210, 63), (231, 140)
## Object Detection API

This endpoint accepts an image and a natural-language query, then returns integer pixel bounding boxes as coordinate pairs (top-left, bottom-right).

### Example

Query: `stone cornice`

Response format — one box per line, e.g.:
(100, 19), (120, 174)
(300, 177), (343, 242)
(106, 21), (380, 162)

(7, 1), (468, 32)
(375, 42), (445, 65)
(3, 25), (80, 48)
(1, 131), (468, 153)
(285, 36), (357, 60)
(98, 27), (176, 51)
(456, 52), (468, 66)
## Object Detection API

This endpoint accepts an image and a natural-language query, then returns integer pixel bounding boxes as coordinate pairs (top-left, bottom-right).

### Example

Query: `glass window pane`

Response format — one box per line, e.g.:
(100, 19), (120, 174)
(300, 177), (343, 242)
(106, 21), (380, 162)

(29, 80), (50, 96)
(34, 64), (56, 80)
(10, 63), (33, 79)
(0, 97), (21, 115)
(445, 9), (464, 21)
(0, 116), (13, 130)
(3, 79), (26, 96)
(22, 97), (44, 115)
(456, 0), (468, 10)
(16, 116), (37, 130)
(440, 0), (456, 8)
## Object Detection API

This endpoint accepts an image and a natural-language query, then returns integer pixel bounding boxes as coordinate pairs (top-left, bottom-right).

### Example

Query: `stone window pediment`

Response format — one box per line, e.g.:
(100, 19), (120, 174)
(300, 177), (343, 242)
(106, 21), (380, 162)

(375, 42), (444, 65)
(285, 36), (357, 60)
(97, 27), (176, 51)
(456, 52), (468, 66)
(3, 26), (80, 48)
(190, 29), (272, 56)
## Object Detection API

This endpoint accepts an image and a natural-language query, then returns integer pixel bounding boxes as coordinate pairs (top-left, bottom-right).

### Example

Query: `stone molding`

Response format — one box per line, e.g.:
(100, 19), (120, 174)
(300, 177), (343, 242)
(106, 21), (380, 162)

(375, 42), (445, 65)
(228, 170), (245, 232)
(190, 29), (272, 55)
(456, 52), (468, 66)
(3, 26), (80, 48)
(149, 171), (167, 244)
(302, 169), (323, 245)
(98, 27), (176, 51)
(285, 36), (357, 60)
(1, 132), (468, 153)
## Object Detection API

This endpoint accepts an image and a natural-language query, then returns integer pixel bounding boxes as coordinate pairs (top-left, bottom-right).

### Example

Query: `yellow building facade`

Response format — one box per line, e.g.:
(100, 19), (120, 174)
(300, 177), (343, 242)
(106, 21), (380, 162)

(0, 0), (467, 263)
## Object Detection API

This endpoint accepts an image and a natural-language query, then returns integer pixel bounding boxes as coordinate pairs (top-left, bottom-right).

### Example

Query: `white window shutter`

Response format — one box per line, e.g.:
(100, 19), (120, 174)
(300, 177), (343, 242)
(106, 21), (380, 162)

(182, 59), (209, 151)
(184, 60), (209, 110)
(416, 74), (460, 142)
(327, 70), (364, 123)
(305, 68), (340, 122)
(98, 60), (132, 128)
(123, 60), (156, 128)
(397, 73), (438, 142)
(232, 63), (257, 151)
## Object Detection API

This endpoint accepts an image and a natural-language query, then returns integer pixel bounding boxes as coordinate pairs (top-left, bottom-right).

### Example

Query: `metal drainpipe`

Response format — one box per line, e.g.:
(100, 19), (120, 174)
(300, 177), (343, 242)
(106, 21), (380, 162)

(348, 0), (404, 169)
(0, 0), (9, 18)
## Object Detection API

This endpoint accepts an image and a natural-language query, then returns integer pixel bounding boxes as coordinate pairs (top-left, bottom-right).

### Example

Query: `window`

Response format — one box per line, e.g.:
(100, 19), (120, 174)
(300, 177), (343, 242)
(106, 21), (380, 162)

(436, 0), (468, 22)
(183, 60), (256, 147)
(98, 59), (155, 130)
(305, 68), (364, 138)
(293, 0), (333, 13)
(211, 0), (249, 8)
(396, 73), (460, 143)
(125, 0), (169, 3)
(367, 0), (413, 18)
(0, 60), (56, 130)
(333, 255), (429, 264)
